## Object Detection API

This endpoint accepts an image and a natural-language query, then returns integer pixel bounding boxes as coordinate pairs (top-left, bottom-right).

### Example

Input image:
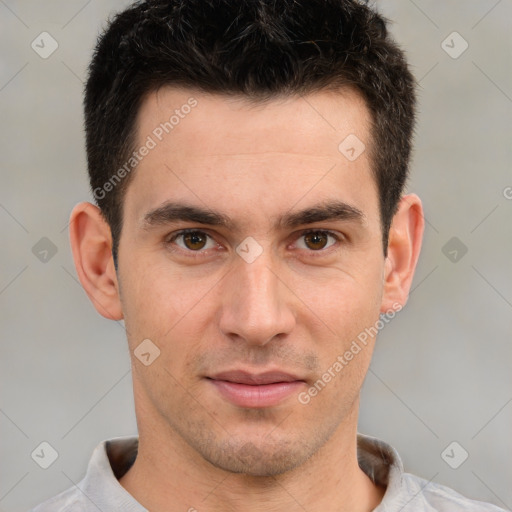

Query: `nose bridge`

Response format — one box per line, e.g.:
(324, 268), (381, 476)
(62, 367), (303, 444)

(242, 254), (278, 308)
(218, 247), (295, 344)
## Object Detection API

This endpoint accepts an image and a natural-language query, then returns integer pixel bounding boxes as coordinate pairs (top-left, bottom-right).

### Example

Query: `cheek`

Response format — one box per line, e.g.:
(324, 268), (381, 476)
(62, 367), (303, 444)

(293, 259), (384, 335)
(119, 261), (221, 383)
(120, 258), (208, 335)
(296, 283), (380, 413)
(290, 259), (383, 395)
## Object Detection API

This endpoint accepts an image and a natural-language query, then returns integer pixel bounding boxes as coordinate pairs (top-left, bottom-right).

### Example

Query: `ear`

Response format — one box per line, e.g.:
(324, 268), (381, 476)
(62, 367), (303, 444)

(69, 202), (123, 320)
(380, 194), (424, 313)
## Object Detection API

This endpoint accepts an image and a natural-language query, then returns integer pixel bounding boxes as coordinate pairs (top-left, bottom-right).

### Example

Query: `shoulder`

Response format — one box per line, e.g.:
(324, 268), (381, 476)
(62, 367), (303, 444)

(28, 436), (139, 512)
(28, 486), (83, 512)
(398, 472), (508, 512)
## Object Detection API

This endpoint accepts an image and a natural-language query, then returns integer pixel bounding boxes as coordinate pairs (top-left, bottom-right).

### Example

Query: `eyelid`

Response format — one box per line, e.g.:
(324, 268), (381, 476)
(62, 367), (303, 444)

(297, 228), (342, 240)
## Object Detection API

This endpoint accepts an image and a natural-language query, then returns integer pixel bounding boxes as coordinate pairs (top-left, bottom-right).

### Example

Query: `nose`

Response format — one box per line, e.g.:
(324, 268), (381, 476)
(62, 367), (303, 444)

(218, 250), (296, 347)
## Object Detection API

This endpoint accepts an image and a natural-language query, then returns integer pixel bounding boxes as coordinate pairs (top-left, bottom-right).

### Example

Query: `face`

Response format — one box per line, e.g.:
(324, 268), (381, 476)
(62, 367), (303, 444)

(116, 87), (389, 476)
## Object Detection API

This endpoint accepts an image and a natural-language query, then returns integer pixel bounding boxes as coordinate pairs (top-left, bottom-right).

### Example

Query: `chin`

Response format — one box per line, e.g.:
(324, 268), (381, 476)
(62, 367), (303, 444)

(201, 438), (315, 477)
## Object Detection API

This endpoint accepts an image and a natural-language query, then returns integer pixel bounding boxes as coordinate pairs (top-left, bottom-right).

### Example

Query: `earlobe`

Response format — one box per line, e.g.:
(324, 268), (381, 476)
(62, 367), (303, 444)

(69, 202), (123, 320)
(380, 194), (424, 313)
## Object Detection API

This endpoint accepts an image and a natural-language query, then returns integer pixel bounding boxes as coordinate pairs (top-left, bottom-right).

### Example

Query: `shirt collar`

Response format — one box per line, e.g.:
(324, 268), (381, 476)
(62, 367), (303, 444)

(80, 435), (146, 511)
(357, 432), (404, 509)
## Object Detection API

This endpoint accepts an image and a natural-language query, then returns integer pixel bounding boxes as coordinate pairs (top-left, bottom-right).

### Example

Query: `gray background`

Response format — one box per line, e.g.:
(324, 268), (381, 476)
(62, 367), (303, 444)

(1, 0), (511, 510)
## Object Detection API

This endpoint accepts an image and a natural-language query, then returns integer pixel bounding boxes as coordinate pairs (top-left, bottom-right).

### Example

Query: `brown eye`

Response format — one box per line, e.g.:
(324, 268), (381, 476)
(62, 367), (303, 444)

(303, 232), (328, 250)
(297, 231), (338, 251)
(166, 229), (219, 256)
(182, 231), (208, 250)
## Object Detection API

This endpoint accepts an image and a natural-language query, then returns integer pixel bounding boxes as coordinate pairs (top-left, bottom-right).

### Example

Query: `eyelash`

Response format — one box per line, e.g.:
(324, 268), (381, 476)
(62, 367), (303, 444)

(165, 228), (343, 258)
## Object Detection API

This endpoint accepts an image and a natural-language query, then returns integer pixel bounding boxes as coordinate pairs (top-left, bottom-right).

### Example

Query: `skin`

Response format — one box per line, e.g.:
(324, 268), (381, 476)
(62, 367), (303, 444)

(70, 86), (424, 512)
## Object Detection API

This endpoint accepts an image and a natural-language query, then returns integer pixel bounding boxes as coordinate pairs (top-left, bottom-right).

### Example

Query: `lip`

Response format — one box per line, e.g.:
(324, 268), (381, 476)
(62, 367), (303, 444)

(206, 370), (306, 408)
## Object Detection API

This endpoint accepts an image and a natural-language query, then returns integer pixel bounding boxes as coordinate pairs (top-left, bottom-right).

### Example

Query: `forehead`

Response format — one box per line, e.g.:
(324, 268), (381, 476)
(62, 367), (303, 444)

(137, 85), (371, 156)
(124, 86), (378, 229)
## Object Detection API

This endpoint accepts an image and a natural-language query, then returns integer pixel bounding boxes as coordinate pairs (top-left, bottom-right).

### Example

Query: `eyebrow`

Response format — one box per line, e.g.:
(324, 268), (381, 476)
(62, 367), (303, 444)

(142, 200), (365, 231)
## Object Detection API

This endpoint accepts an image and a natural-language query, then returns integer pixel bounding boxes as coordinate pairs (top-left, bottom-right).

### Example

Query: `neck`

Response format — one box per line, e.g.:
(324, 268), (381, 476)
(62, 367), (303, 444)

(119, 400), (385, 512)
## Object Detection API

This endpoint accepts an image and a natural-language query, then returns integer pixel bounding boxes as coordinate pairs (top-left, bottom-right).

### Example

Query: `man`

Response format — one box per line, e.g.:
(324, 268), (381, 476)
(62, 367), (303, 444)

(30, 0), (506, 510)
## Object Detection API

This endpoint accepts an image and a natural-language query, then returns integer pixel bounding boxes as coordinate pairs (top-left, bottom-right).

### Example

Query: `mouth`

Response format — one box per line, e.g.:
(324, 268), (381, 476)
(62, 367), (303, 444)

(206, 370), (307, 408)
